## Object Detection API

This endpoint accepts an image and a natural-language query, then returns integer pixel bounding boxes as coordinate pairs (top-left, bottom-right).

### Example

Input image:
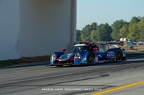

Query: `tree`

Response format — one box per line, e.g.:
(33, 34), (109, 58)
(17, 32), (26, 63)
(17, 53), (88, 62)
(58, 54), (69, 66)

(129, 16), (140, 24)
(127, 24), (140, 41)
(128, 17), (140, 41)
(76, 30), (81, 41)
(90, 30), (98, 42)
(80, 24), (91, 41)
(80, 22), (97, 41)
(119, 24), (129, 38)
(137, 17), (144, 41)
(96, 23), (112, 41)
(77, 16), (144, 42)
(111, 20), (127, 40)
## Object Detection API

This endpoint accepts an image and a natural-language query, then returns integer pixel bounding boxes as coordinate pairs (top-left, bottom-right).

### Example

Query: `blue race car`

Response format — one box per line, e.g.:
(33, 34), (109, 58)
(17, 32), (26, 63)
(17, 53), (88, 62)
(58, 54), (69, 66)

(50, 42), (126, 67)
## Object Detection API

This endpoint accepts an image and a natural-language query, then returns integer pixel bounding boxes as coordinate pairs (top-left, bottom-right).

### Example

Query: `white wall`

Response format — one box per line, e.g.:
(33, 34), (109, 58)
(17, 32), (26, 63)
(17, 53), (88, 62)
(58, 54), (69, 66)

(19, 0), (72, 57)
(0, 0), (76, 60)
(0, 0), (20, 60)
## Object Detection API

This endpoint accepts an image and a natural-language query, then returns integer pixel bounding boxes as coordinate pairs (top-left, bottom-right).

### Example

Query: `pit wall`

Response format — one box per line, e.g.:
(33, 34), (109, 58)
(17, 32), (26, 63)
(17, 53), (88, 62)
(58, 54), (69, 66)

(0, 0), (76, 60)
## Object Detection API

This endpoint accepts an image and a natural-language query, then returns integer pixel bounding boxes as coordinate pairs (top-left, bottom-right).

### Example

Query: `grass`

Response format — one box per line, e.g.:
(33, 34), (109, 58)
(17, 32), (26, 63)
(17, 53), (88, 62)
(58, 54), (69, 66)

(0, 60), (18, 67)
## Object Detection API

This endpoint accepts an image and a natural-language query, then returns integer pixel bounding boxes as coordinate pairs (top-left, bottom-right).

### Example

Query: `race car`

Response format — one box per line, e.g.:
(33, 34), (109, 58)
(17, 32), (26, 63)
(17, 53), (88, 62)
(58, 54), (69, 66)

(50, 42), (126, 67)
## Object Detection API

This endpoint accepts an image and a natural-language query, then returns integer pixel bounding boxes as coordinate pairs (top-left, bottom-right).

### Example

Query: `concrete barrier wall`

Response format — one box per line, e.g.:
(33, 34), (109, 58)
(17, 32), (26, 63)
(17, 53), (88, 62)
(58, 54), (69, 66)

(0, 0), (20, 60)
(0, 0), (76, 60)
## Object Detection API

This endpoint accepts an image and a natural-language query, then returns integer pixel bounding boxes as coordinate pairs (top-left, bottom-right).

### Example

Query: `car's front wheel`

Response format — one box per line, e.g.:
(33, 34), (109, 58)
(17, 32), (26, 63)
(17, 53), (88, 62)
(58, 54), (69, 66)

(86, 53), (94, 65)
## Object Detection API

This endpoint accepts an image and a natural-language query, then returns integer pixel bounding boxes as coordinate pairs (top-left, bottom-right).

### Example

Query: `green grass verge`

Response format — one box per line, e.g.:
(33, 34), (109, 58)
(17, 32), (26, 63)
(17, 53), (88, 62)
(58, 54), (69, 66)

(0, 60), (18, 67)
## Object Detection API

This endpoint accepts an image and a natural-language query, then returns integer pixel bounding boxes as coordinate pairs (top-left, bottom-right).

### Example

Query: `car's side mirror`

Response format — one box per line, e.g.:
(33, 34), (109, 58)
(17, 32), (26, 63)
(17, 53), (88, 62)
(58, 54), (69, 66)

(62, 48), (66, 52)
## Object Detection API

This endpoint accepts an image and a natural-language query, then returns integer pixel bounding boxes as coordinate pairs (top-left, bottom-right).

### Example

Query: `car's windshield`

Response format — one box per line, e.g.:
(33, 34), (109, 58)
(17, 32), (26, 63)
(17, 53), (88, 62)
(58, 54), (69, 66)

(70, 46), (88, 52)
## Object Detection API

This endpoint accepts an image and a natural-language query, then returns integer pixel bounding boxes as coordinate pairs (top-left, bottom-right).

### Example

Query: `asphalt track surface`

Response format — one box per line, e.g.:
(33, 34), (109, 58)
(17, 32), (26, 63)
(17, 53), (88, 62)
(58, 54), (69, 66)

(0, 53), (144, 95)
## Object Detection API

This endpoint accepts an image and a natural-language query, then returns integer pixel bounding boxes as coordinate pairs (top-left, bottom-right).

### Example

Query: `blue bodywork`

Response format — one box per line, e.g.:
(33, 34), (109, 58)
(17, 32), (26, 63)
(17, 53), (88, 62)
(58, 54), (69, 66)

(50, 43), (126, 66)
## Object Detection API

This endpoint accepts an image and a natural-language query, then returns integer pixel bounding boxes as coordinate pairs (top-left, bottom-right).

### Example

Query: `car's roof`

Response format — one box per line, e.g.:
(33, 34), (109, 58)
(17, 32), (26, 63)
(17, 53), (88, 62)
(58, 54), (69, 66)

(74, 44), (88, 46)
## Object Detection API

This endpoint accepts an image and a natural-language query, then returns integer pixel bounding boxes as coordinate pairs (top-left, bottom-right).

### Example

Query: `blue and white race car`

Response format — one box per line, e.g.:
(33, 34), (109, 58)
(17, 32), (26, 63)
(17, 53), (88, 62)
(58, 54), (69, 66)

(50, 42), (126, 67)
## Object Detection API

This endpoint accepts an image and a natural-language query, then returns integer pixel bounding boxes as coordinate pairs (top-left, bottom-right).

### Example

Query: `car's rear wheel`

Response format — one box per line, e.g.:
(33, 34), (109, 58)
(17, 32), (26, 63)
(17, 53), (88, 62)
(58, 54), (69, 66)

(116, 50), (122, 62)
(86, 53), (94, 65)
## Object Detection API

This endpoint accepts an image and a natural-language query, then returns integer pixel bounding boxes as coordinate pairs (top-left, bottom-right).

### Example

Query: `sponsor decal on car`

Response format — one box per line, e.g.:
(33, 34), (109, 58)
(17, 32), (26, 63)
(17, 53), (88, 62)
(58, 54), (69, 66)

(107, 51), (115, 58)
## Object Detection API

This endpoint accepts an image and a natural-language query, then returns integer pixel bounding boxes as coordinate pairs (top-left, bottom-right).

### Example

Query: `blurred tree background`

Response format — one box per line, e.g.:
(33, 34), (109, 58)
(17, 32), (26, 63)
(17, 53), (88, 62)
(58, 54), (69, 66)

(76, 16), (144, 42)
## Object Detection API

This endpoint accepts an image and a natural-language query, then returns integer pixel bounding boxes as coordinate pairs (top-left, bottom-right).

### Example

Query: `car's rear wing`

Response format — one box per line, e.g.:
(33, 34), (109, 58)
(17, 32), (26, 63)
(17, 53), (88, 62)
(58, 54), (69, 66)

(94, 41), (124, 46)
(74, 41), (124, 46)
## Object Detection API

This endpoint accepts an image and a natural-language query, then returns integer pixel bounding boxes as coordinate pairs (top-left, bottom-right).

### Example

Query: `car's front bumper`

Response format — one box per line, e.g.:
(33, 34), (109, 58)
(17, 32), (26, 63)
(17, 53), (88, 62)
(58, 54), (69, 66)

(50, 61), (74, 66)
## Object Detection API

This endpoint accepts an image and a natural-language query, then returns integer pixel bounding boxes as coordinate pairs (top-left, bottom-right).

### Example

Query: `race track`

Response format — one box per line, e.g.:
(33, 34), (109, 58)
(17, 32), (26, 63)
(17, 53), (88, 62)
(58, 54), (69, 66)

(0, 53), (144, 95)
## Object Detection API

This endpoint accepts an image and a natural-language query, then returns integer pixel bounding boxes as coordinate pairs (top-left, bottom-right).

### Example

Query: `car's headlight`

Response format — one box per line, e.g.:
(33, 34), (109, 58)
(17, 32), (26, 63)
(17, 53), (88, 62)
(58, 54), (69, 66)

(74, 53), (82, 60)
(50, 54), (56, 61)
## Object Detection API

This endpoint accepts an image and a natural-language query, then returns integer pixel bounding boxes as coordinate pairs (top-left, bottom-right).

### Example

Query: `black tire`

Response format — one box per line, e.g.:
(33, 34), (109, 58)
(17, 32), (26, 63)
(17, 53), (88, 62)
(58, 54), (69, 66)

(86, 53), (94, 65)
(116, 49), (122, 62)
